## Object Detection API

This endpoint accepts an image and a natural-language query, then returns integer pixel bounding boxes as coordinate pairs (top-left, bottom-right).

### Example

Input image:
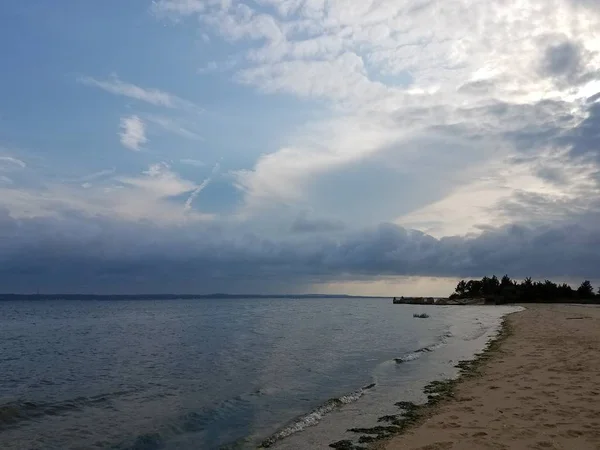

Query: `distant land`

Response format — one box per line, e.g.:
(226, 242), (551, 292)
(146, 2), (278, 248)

(0, 293), (385, 301)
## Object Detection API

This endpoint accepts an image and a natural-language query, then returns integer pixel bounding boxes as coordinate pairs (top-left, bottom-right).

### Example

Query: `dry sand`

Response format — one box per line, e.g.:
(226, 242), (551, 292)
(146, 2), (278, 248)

(378, 304), (600, 450)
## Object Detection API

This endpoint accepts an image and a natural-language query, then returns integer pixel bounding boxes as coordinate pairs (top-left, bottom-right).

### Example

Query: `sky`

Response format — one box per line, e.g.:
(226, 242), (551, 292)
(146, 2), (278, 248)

(1, 0), (600, 295)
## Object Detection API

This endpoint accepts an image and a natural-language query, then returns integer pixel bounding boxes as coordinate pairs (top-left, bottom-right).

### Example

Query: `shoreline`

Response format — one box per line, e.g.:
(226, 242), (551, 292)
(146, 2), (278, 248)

(374, 304), (600, 450)
(266, 305), (518, 450)
(325, 307), (518, 450)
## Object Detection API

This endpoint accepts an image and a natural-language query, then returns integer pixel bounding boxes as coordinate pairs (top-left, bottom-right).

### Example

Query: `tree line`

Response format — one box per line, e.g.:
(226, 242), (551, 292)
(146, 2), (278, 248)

(449, 275), (599, 304)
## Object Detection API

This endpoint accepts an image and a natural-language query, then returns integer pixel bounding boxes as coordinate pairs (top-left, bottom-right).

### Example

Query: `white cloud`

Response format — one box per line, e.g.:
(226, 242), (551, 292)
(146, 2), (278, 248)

(180, 158), (205, 167)
(150, 0), (600, 235)
(0, 162), (215, 223)
(119, 115), (148, 151)
(78, 75), (198, 110)
(79, 168), (117, 182)
(105, 163), (214, 221)
(146, 115), (203, 140)
(197, 58), (239, 74)
(154, 0), (600, 111)
(152, 0), (207, 15)
(0, 156), (26, 170)
(397, 147), (600, 237)
(62, 168), (117, 187)
(120, 162), (196, 197)
(237, 52), (393, 107)
(232, 113), (404, 213)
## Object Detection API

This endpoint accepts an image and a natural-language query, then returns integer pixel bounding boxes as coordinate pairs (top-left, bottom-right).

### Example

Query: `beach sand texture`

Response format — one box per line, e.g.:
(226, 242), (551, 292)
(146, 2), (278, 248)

(379, 304), (600, 450)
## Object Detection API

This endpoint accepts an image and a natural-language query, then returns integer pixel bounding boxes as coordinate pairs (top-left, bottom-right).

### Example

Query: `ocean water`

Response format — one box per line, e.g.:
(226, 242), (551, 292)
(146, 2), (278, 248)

(0, 298), (520, 450)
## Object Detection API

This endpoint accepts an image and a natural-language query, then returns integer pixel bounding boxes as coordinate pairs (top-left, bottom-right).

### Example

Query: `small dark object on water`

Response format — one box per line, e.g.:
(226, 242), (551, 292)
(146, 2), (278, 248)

(413, 313), (429, 319)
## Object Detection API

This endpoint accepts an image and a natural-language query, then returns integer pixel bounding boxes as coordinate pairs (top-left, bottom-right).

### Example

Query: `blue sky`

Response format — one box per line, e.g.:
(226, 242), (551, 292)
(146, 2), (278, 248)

(1, 0), (600, 294)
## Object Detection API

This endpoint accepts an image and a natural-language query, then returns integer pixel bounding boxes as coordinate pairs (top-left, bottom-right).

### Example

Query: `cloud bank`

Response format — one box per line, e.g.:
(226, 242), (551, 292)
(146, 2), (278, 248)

(1, 208), (599, 294)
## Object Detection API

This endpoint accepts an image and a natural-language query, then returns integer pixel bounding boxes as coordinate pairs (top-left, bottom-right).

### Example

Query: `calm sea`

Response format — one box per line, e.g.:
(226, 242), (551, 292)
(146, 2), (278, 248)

(0, 298), (520, 450)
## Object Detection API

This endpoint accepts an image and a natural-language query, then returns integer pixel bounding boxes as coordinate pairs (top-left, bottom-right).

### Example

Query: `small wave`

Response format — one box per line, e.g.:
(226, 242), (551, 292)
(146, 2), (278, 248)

(259, 383), (376, 448)
(394, 346), (433, 364)
(394, 352), (422, 363)
(0, 400), (87, 427)
(0, 388), (142, 428)
(394, 332), (453, 364)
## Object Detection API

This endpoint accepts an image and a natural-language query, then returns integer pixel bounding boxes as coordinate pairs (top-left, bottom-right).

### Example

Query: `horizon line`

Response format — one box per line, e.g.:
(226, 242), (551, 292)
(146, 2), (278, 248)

(0, 293), (389, 299)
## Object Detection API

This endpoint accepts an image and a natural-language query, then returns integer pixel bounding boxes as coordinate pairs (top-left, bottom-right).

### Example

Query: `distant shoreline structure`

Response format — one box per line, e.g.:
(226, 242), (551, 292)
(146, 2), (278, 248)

(392, 296), (488, 305)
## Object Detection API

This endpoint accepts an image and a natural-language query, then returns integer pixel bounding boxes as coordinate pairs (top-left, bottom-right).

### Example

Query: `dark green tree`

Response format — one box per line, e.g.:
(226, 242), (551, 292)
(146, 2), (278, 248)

(577, 280), (594, 299)
(465, 279), (483, 297)
(500, 274), (513, 288)
(447, 275), (599, 304)
(455, 280), (467, 296)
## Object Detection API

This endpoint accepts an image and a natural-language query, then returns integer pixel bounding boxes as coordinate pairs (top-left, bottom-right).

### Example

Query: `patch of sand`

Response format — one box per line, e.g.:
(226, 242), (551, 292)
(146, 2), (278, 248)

(378, 304), (600, 450)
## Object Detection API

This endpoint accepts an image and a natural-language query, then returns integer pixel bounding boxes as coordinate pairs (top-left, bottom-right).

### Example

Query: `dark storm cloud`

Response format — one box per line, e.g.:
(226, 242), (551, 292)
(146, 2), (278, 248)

(540, 39), (583, 80)
(462, 96), (600, 166)
(568, 0), (600, 11)
(455, 98), (578, 149)
(533, 166), (569, 185)
(491, 97), (600, 225)
(561, 102), (600, 162)
(495, 190), (599, 223)
(587, 92), (600, 104)
(1, 208), (600, 293)
(536, 35), (600, 94)
(290, 213), (345, 233)
(457, 79), (496, 95)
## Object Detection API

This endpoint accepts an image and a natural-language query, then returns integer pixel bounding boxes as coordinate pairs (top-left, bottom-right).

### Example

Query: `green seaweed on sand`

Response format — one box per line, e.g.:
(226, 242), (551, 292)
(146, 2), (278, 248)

(358, 434), (384, 444)
(340, 401), (423, 444)
(393, 401), (421, 425)
(329, 316), (514, 448)
(329, 439), (367, 449)
(423, 379), (457, 405)
(377, 415), (400, 423)
(336, 379), (464, 446)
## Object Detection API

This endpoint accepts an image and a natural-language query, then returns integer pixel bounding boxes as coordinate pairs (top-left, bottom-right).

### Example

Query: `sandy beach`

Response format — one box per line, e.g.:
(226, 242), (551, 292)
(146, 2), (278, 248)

(378, 304), (600, 450)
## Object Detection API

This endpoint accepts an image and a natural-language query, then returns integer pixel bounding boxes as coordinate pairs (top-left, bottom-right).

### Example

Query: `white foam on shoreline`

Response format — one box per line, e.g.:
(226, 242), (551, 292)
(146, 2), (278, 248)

(259, 383), (376, 448)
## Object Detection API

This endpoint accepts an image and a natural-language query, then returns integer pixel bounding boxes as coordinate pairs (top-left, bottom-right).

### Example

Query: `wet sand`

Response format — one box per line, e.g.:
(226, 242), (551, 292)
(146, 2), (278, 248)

(378, 304), (600, 450)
